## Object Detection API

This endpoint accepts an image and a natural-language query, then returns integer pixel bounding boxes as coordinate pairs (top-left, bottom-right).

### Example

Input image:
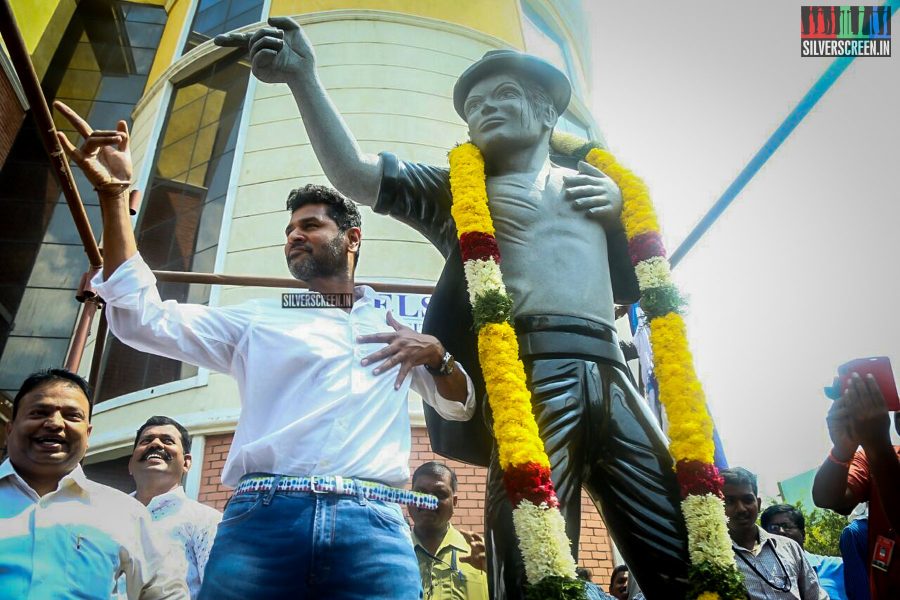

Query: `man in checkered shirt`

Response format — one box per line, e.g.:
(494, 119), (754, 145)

(722, 467), (828, 600)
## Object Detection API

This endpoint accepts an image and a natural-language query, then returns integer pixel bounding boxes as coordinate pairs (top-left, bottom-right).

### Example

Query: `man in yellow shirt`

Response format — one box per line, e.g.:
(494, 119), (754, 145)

(409, 462), (488, 600)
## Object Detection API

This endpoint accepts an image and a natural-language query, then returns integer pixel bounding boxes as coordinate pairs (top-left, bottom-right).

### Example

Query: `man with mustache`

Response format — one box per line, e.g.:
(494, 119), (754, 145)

(54, 97), (476, 600)
(722, 467), (826, 600)
(130, 416), (221, 599)
(0, 369), (187, 599)
(408, 462), (489, 600)
(214, 16), (688, 600)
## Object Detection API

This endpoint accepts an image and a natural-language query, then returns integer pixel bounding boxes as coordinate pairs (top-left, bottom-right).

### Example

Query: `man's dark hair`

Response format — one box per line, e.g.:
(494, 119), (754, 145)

(286, 184), (362, 264)
(412, 461), (458, 493)
(721, 466), (759, 496)
(760, 504), (805, 535)
(13, 369), (93, 419)
(287, 184), (361, 231)
(134, 415), (192, 454)
(610, 564), (628, 585)
(575, 567), (592, 581)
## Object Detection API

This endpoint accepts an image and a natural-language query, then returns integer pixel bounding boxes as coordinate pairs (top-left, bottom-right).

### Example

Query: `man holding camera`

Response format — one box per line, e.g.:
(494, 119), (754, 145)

(813, 372), (900, 599)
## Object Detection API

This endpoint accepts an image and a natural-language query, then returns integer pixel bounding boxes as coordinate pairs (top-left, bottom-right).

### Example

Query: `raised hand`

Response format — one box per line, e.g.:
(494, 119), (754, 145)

(564, 160), (623, 226)
(825, 391), (858, 461)
(54, 101), (132, 195)
(214, 17), (316, 85)
(358, 311), (444, 389)
(459, 530), (487, 572)
(843, 372), (891, 449)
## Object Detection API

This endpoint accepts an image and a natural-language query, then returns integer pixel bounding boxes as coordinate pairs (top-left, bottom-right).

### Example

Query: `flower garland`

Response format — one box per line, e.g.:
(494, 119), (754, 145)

(448, 143), (584, 600)
(551, 131), (747, 600)
(447, 132), (747, 600)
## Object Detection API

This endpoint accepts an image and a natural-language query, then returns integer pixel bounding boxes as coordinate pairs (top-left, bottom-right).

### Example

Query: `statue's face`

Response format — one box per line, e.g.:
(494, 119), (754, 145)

(462, 73), (552, 156)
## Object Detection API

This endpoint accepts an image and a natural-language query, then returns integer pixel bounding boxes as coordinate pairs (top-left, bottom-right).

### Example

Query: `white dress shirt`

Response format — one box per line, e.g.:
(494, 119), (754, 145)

(0, 459), (188, 599)
(135, 487), (221, 599)
(93, 253), (475, 487)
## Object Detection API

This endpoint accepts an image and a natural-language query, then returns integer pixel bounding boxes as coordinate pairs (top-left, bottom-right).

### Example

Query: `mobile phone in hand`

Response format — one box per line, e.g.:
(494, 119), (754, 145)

(829, 357), (900, 411)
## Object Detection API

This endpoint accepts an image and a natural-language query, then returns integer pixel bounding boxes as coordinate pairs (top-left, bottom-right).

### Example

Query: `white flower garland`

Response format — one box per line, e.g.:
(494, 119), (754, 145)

(633, 256), (673, 290)
(681, 493), (737, 567)
(512, 500), (579, 582)
(463, 258), (508, 304)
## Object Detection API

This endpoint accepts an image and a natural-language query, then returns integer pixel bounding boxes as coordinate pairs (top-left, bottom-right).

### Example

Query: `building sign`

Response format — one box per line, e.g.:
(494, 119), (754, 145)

(372, 292), (431, 332)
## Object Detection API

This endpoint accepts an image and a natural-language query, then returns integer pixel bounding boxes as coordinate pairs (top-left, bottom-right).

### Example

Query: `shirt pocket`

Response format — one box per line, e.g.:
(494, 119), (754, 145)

(64, 526), (121, 598)
(432, 561), (469, 600)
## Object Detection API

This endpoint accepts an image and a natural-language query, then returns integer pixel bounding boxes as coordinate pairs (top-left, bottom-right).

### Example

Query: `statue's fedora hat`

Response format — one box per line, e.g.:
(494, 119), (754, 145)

(453, 49), (571, 120)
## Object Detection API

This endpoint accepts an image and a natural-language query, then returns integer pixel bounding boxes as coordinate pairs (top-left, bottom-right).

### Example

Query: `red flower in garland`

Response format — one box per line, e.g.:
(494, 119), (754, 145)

(627, 231), (666, 266)
(502, 463), (559, 508)
(460, 231), (501, 263)
(676, 460), (724, 499)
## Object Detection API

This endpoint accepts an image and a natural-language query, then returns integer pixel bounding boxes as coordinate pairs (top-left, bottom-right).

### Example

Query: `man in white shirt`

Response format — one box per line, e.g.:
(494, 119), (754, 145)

(54, 100), (476, 599)
(130, 416), (221, 599)
(0, 369), (188, 599)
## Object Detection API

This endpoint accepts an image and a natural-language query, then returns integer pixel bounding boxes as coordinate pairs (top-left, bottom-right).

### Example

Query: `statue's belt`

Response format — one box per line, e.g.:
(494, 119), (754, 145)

(514, 314), (626, 366)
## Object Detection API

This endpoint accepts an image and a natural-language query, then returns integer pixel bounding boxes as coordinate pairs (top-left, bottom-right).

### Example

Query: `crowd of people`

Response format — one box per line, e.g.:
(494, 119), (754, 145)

(1, 14), (897, 600)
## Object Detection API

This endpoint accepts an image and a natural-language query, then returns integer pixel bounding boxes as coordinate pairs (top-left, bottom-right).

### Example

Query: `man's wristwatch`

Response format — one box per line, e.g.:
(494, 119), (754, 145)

(425, 350), (455, 376)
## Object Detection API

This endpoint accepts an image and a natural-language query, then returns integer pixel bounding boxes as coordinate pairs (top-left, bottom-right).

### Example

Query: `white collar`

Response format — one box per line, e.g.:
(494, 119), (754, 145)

(0, 458), (90, 498)
(131, 485), (187, 512)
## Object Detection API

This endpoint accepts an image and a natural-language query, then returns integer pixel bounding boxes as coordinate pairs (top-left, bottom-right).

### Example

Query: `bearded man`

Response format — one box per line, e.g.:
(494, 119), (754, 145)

(54, 100), (477, 599)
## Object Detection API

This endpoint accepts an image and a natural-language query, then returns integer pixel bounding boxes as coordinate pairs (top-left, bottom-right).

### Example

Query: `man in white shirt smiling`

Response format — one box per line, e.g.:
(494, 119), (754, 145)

(0, 369), (188, 599)
(54, 99), (476, 599)
(130, 416), (221, 599)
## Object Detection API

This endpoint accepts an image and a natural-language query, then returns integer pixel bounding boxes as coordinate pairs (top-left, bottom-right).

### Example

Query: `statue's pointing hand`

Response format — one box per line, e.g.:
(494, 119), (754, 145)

(214, 17), (315, 84)
(564, 160), (623, 226)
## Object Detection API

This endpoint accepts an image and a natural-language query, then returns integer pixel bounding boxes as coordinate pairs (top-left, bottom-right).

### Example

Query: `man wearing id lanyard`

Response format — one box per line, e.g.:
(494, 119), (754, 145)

(53, 100), (477, 600)
(813, 372), (900, 600)
(722, 467), (827, 600)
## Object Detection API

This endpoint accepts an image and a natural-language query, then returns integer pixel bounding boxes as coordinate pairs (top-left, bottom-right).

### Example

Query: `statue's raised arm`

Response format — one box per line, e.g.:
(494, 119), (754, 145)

(215, 17), (381, 206)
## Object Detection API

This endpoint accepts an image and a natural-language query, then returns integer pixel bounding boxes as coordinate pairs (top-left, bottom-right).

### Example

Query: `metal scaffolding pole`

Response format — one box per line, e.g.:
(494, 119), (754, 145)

(0, 0), (103, 269)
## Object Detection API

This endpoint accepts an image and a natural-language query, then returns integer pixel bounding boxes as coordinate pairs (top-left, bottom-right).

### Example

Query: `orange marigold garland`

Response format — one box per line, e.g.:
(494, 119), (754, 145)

(449, 143), (584, 600)
(553, 131), (746, 599)
(448, 131), (746, 599)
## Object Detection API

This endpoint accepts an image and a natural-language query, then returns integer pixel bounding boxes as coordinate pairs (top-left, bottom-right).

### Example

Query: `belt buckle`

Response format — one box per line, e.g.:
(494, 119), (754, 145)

(309, 475), (328, 494)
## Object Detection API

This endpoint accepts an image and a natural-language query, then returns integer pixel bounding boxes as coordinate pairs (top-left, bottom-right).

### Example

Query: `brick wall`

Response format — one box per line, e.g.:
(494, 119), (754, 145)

(198, 428), (615, 584)
(198, 433), (234, 510)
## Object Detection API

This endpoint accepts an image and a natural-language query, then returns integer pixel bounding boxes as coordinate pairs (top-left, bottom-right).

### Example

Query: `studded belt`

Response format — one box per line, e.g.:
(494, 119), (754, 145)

(233, 474), (438, 511)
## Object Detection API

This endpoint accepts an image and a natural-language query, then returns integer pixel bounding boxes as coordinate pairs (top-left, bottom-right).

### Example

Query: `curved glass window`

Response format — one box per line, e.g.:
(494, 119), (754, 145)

(558, 112), (591, 140)
(96, 55), (250, 401)
(0, 0), (165, 395)
(521, 2), (578, 87)
(183, 0), (264, 54)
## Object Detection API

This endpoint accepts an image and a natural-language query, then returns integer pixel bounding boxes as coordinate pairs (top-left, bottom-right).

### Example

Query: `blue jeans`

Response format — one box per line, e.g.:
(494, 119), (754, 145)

(198, 478), (422, 599)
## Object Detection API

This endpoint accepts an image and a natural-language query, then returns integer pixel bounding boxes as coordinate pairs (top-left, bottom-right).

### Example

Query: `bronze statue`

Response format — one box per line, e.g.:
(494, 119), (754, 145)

(218, 18), (690, 599)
